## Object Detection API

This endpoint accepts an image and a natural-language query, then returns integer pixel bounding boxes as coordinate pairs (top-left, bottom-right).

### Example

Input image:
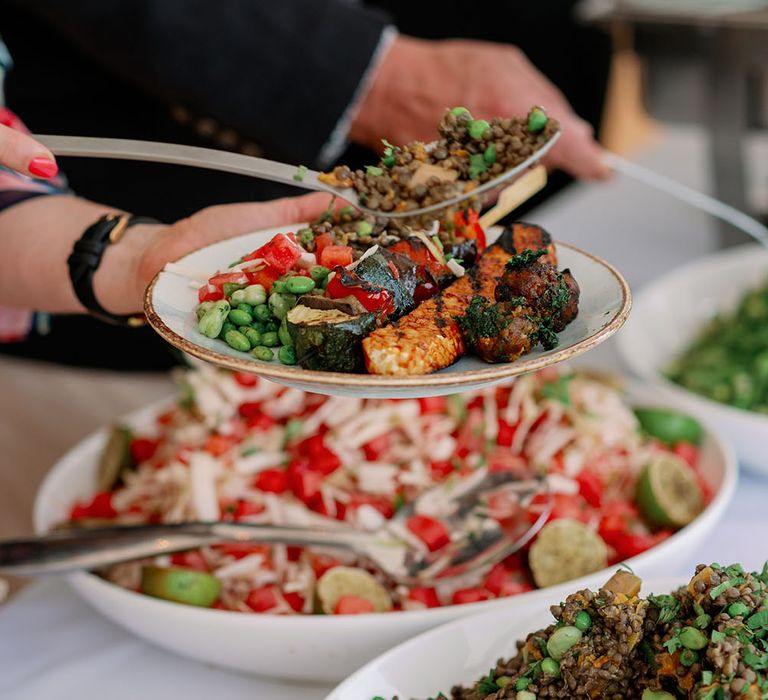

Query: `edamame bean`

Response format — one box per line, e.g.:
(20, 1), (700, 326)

(574, 611), (592, 632)
(541, 658), (560, 676)
(285, 276), (315, 295)
(253, 304), (271, 323)
(261, 331), (279, 347)
(678, 626), (707, 650)
(252, 321), (267, 333)
(218, 321), (236, 338)
(546, 626), (582, 661)
(196, 301), (215, 320)
(236, 302), (253, 316)
(242, 284), (267, 306)
(197, 300), (229, 338)
(264, 320), (278, 333)
(310, 266), (330, 283)
(641, 691), (675, 700)
(278, 319), (293, 347)
(271, 279), (288, 294)
(278, 345), (297, 365)
(229, 288), (247, 305)
(242, 327), (262, 347)
(228, 308), (253, 326)
(251, 345), (273, 362)
(224, 329), (251, 352)
(268, 292), (297, 320)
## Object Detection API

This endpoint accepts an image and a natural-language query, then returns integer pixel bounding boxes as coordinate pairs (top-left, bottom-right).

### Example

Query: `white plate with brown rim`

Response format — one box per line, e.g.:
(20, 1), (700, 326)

(144, 225), (631, 398)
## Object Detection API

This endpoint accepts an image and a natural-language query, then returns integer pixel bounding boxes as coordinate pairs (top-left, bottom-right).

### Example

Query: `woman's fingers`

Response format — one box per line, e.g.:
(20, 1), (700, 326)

(0, 124), (58, 178)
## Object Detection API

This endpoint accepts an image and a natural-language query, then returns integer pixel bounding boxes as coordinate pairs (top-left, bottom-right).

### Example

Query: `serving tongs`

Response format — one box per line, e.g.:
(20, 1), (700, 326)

(0, 472), (550, 587)
(35, 131), (560, 221)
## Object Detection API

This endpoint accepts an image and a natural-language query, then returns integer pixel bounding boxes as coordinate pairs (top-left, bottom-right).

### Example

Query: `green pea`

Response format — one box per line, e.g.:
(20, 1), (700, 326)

(297, 227), (314, 246)
(468, 119), (490, 140)
(228, 308), (253, 326)
(366, 165), (383, 176)
(515, 678), (530, 691)
(574, 611), (592, 632)
(242, 284), (267, 306)
(285, 276), (315, 295)
(278, 318), (293, 347)
(218, 321), (236, 338)
(641, 691), (675, 700)
(310, 265), (331, 283)
(483, 143), (496, 165)
(197, 300), (229, 338)
(546, 626), (582, 661)
(268, 292), (297, 320)
(450, 106), (472, 118)
(678, 626), (707, 650)
(271, 279), (288, 294)
(224, 329), (251, 352)
(251, 345), (273, 362)
(679, 648), (698, 667)
(196, 301), (215, 320)
(278, 345), (297, 365)
(242, 327), (262, 347)
(516, 692), (536, 700)
(541, 657), (560, 676)
(528, 106), (548, 133)
(356, 220), (373, 237)
(261, 331), (279, 348)
(728, 601), (750, 618)
(496, 676), (513, 689)
(253, 304), (271, 323)
(236, 302), (254, 316)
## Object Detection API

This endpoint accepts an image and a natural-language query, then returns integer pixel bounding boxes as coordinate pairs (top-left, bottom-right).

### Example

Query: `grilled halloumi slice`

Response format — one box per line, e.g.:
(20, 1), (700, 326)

(363, 223), (553, 375)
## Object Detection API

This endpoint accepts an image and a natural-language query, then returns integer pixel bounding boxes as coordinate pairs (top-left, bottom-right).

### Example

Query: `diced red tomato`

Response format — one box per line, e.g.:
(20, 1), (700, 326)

(483, 563), (533, 598)
(254, 468), (288, 494)
(284, 592), (305, 613)
(429, 460), (454, 480)
(406, 515), (450, 552)
(198, 284), (225, 303)
(246, 264), (282, 292)
(314, 232), (334, 259)
(418, 396), (447, 415)
(408, 587), (442, 608)
(212, 543), (270, 561)
(413, 281), (439, 303)
(672, 442), (699, 468)
(232, 500), (264, 520)
(69, 504), (90, 521)
(528, 492), (590, 525)
(170, 550), (209, 572)
(347, 493), (395, 520)
(309, 553), (342, 579)
(334, 595), (375, 615)
(130, 438), (159, 464)
(233, 372), (258, 387)
(605, 530), (673, 563)
(286, 458), (323, 503)
(286, 546), (302, 561)
(208, 270), (249, 287)
(71, 491), (117, 520)
(362, 433), (390, 461)
(295, 435), (341, 475)
(496, 419), (517, 447)
(245, 586), (279, 613)
(243, 233), (302, 274)
(451, 587), (492, 605)
(204, 434), (236, 457)
(245, 413), (277, 431)
(238, 402), (263, 419)
(319, 245), (353, 269)
(576, 469), (603, 508)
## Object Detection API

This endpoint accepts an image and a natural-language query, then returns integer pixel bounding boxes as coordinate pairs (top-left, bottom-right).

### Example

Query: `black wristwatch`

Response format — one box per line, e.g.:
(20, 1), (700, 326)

(67, 213), (159, 326)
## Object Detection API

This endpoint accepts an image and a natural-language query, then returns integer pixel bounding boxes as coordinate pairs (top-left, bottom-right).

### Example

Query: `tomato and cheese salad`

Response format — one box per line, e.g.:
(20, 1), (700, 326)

(64, 366), (713, 615)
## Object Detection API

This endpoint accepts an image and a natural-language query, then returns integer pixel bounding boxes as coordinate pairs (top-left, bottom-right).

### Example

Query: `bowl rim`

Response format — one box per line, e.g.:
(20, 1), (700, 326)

(617, 241), (768, 427)
(144, 235), (632, 390)
(32, 384), (738, 630)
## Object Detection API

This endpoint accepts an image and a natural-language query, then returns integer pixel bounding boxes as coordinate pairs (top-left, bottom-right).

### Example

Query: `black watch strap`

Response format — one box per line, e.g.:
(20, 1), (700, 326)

(67, 213), (159, 326)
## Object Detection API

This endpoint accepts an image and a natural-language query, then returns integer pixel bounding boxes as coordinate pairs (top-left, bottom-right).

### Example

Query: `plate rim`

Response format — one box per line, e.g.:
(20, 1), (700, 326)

(144, 235), (632, 389)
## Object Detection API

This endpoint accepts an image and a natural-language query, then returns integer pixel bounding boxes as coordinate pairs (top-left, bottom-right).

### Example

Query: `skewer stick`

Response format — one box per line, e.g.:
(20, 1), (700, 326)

(478, 165), (548, 230)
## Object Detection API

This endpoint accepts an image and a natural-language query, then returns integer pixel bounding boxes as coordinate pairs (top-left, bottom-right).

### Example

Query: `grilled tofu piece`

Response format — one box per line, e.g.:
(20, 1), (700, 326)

(363, 222), (552, 375)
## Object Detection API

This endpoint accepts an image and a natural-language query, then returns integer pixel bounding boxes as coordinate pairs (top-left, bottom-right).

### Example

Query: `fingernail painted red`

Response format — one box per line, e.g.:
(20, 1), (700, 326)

(28, 157), (58, 178)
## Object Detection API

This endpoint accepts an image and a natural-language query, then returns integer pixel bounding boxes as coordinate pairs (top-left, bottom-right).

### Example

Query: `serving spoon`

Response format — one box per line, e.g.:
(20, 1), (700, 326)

(35, 131), (560, 220)
(0, 473), (549, 586)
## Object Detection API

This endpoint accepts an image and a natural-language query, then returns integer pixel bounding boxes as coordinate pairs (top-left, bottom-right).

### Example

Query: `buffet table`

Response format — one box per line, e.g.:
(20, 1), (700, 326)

(2, 126), (767, 699)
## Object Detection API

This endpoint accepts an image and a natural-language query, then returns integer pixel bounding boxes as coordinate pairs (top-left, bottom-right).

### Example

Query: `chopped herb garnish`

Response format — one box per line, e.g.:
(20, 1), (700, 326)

(381, 139), (397, 168)
(506, 248), (546, 270)
(293, 164), (308, 182)
(711, 630), (727, 644)
(477, 669), (500, 694)
(240, 446), (260, 457)
(469, 153), (487, 180)
(744, 648), (768, 670)
(702, 670), (714, 685)
(747, 609), (768, 630)
(649, 594), (681, 624)
(663, 630), (682, 654)
(457, 296), (513, 342)
(710, 577), (745, 600)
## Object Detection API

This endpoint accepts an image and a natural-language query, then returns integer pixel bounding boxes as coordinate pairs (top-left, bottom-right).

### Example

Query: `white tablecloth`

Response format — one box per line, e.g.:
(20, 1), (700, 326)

(2, 125), (767, 699)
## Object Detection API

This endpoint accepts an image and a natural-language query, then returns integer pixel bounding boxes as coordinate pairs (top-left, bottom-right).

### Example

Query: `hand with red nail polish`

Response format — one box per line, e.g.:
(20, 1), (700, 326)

(0, 122), (58, 179)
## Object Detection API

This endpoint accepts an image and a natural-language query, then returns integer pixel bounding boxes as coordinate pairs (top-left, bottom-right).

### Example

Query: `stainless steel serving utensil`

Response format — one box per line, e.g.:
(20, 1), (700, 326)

(0, 473), (550, 586)
(35, 131), (560, 220)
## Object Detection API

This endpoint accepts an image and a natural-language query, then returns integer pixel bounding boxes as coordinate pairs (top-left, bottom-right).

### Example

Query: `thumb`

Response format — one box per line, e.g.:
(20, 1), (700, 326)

(0, 124), (58, 178)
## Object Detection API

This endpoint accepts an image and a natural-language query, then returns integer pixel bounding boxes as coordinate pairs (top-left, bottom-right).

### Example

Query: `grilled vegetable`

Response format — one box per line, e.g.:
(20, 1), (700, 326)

(353, 247), (419, 318)
(140, 566), (220, 607)
(324, 266), (395, 318)
(287, 301), (376, 373)
(97, 425), (135, 492)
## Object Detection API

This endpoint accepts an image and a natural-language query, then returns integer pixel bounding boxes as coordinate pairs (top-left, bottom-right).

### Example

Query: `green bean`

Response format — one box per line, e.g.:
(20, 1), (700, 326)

(268, 292), (297, 320)
(278, 345), (297, 365)
(218, 321), (236, 338)
(261, 331), (279, 348)
(310, 266), (330, 283)
(278, 318), (293, 347)
(242, 284), (267, 306)
(224, 329), (251, 352)
(227, 308), (253, 326)
(251, 345), (273, 362)
(197, 300), (229, 338)
(241, 327), (262, 347)
(196, 301), (215, 320)
(284, 276), (315, 295)
(253, 304), (271, 323)
(546, 626), (582, 660)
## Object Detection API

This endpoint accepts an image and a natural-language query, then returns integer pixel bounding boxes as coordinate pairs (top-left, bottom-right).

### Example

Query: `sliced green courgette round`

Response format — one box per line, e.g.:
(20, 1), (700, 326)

(633, 407), (703, 446)
(140, 566), (221, 607)
(315, 566), (391, 614)
(528, 519), (608, 588)
(636, 454), (703, 528)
